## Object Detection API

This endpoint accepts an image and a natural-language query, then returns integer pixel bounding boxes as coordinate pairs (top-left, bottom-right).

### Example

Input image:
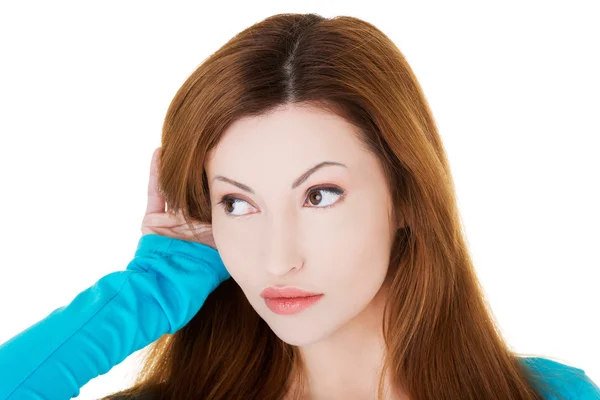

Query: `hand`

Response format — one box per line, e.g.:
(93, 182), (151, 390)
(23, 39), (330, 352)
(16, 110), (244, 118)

(140, 147), (217, 249)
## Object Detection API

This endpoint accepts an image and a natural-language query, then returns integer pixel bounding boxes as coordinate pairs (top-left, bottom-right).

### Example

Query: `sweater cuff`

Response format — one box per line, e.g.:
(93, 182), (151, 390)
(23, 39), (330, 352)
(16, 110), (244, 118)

(134, 233), (229, 282)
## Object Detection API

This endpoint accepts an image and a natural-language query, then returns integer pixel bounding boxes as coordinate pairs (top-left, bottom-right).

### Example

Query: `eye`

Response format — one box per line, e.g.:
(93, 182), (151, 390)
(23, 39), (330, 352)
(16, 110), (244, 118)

(305, 187), (344, 208)
(217, 196), (255, 217)
(216, 186), (345, 217)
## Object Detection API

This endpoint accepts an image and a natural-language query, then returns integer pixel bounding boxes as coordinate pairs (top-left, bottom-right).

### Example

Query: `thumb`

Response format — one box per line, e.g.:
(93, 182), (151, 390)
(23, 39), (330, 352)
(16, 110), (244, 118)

(145, 147), (166, 215)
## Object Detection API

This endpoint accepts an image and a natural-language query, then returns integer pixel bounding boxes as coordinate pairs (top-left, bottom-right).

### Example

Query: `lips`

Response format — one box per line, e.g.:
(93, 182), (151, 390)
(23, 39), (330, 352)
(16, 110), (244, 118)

(260, 287), (324, 315)
(260, 287), (321, 299)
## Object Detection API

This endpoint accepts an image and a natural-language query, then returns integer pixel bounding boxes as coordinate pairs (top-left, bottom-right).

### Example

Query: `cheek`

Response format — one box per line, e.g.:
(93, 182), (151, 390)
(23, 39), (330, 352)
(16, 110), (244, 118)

(312, 210), (392, 295)
(211, 220), (254, 284)
(320, 237), (389, 320)
(317, 230), (389, 284)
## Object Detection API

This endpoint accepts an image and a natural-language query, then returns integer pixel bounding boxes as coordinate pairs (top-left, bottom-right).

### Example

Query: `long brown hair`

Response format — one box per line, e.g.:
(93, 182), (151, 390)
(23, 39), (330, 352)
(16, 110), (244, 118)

(104, 13), (566, 400)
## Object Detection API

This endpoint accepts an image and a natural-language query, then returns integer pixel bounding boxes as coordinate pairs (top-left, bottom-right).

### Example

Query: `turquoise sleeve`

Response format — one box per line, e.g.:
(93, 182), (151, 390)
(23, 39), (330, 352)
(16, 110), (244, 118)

(521, 357), (600, 400)
(0, 233), (230, 400)
(577, 372), (600, 399)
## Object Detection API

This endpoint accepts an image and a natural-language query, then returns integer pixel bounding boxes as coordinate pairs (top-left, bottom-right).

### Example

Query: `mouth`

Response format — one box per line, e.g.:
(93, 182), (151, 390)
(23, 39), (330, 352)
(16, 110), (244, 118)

(263, 294), (324, 315)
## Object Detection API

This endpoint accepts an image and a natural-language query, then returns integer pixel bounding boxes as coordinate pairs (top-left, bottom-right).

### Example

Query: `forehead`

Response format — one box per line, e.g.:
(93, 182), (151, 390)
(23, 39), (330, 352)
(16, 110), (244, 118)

(205, 105), (365, 173)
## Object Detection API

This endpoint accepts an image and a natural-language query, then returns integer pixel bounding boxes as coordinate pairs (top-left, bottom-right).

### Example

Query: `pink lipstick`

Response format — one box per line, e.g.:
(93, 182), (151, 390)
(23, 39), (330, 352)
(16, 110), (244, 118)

(260, 287), (324, 315)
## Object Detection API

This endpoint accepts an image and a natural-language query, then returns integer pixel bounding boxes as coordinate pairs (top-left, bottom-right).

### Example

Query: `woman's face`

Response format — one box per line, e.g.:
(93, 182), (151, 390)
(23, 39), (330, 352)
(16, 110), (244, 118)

(205, 104), (397, 346)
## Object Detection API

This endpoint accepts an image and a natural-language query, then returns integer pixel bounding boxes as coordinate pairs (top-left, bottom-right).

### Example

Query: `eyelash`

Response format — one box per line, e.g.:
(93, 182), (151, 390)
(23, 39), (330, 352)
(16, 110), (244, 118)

(216, 186), (345, 218)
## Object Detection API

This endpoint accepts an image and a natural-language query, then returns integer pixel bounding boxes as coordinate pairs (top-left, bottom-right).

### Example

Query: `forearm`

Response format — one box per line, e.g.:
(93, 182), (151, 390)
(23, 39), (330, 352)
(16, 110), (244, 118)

(0, 234), (228, 400)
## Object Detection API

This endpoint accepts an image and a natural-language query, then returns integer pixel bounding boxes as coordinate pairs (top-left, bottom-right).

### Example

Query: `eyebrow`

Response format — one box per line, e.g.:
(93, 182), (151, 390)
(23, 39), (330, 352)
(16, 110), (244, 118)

(211, 161), (347, 194)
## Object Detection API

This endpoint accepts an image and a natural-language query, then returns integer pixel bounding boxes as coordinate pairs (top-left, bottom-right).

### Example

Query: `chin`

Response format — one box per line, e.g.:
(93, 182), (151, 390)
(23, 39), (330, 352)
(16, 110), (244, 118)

(265, 321), (334, 346)
(254, 306), (342, 346)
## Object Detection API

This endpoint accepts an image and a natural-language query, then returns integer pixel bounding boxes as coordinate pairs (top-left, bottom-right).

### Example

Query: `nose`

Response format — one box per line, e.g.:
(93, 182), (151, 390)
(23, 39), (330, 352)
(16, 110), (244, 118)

(262, 217), (304, 277)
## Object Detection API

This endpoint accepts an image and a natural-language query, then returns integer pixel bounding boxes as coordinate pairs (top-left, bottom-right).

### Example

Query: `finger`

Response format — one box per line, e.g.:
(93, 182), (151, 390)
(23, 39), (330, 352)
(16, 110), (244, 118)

(145, 147), (166, 215)
(190, 222), (212, 233)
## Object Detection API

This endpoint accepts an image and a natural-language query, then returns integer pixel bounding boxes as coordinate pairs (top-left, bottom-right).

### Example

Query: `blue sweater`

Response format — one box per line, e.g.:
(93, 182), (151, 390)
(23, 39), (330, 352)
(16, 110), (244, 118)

(0, 234), (598, 399)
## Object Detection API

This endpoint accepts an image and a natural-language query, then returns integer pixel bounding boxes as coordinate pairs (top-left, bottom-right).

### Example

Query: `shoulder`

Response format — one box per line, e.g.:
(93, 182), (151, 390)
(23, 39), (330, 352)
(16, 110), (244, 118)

(519, 357), (600, 399)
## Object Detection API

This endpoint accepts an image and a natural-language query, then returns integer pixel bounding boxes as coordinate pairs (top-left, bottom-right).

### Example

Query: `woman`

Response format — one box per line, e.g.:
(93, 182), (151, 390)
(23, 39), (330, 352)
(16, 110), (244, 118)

(1, 12), (598, 400)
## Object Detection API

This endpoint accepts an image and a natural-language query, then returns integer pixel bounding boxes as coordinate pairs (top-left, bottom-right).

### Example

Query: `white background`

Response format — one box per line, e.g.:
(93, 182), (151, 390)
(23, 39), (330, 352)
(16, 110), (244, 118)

(0, 1), (598, 399)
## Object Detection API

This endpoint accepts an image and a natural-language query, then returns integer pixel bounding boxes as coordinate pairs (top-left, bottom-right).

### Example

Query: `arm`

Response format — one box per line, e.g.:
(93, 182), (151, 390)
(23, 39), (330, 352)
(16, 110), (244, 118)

(0, 233), (229, 400)
(576, 372), (600, 399)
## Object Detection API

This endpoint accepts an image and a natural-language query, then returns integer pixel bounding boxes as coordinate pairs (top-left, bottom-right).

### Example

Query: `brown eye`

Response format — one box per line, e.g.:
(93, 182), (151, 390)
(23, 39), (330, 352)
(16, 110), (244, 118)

(308, 190), (322, 206)
(224, 200), (235, 213)
(305, 187), (344, 208)
(217, 195), (254, 216)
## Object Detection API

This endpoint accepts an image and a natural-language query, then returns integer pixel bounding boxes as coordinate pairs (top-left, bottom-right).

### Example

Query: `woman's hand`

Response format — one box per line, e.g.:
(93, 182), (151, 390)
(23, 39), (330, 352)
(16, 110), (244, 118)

(140, 147), (216, 249)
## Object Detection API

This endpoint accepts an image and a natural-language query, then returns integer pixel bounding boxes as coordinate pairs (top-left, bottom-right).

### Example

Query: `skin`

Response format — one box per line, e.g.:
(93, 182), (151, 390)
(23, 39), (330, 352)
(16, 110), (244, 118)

(205, 103), (404, 399)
